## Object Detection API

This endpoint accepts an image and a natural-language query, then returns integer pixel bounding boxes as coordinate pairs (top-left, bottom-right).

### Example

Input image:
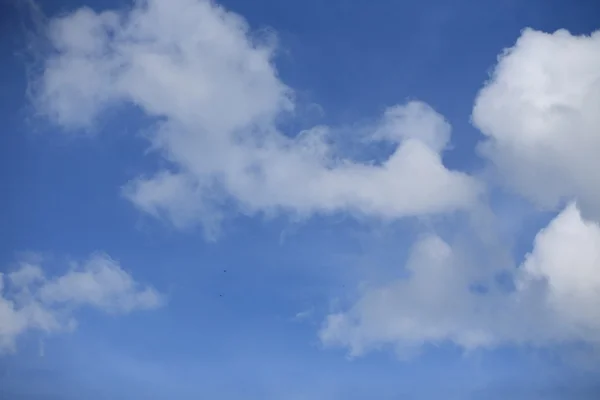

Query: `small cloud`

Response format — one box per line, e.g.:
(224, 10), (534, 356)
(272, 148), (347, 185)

(293, 308), (314, 322)
(0, 252), (164, 354)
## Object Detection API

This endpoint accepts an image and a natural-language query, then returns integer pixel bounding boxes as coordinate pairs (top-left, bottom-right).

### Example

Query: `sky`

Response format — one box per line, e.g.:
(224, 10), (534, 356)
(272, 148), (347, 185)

(1, 0), (600, 399)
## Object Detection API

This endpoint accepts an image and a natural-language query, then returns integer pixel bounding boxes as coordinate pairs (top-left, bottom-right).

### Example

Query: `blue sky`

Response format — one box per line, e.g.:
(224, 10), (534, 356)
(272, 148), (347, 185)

(1, 0), (600, 399)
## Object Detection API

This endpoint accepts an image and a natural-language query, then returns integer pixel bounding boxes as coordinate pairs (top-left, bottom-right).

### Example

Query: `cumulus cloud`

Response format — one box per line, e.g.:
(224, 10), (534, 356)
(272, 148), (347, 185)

(320, 27), (600, 359)
(320, 203), (600, 356)
(320, 235), (497, 357)
(0, 253), (163, 353)
(473, 28), (600, 220)
(519, 204), (600, 338)
(29, 0), (600, 360)
(32, 0), (480, 235)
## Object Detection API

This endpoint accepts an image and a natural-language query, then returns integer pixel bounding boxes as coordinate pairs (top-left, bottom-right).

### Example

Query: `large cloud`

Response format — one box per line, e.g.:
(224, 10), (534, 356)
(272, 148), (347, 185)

(30, 1), (600, 360)
(320, 203), (600, 356)
(0, 253), (163, 353)
(321, 29), (600, 355)
(473, 29), (600, 220)
(322, 28), (600, 355)
(32, 0), (480, 236)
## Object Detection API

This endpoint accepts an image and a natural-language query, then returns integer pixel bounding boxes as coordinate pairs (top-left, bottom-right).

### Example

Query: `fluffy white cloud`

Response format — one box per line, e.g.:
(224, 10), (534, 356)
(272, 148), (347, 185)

(33, 0), (480, 235)
(31, 1), (600, 360)
(315, 29), (600, 358)
(320, 203), (600, 356)
(320, 235), (496, 357)
(518, 204), (600, 337)
(473, 28), (600, 220)
(0, 253), (163, 353)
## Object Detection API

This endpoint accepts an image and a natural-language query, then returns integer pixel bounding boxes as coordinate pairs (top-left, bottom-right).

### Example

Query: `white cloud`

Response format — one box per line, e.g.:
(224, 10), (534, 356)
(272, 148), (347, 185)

(0, 253), (163, 354)
(30, 2), (600, 361)
(8, 263), (44, 287)
(518, 203), (600, 337)
(32, 0), (480, 234)
(38, 253), (163, 313)
(315, 29), (600, 358)
(320, 234), (499, 357)
(473, 28), (600, 220)
(320, 203), (600, 356)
